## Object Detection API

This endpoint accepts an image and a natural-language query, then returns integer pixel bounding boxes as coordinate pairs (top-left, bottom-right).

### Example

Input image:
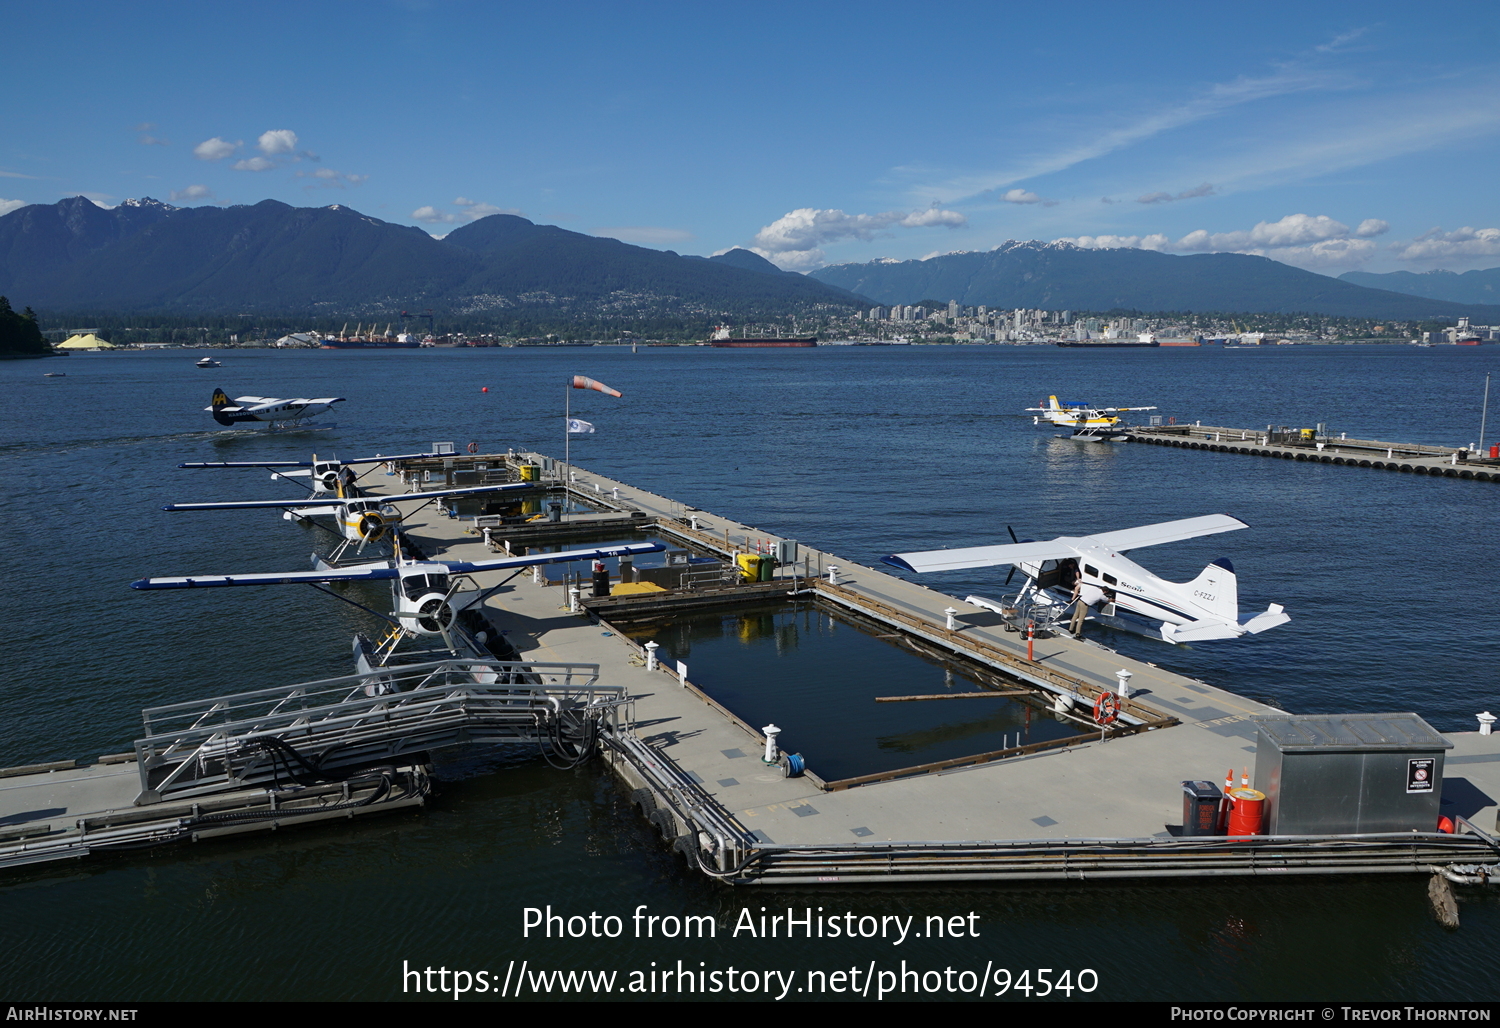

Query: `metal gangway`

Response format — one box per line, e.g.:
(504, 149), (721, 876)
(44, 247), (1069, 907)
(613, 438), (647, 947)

(134, 659), (621, 805)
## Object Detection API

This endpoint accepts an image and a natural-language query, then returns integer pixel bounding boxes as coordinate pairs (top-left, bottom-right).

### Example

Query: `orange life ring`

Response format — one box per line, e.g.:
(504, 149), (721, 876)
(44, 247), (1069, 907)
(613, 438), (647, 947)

(1093, 692), (1120, 725)
(467, 441), (479, 454)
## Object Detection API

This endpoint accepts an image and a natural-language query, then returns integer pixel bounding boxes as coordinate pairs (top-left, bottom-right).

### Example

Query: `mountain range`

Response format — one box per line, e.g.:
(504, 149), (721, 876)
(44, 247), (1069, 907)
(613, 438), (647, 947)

(0, 197), (862, 315)
(4, 197), (1498, 323)
(809, 243), (1500, 321)
(1338, 267), (1500, 306)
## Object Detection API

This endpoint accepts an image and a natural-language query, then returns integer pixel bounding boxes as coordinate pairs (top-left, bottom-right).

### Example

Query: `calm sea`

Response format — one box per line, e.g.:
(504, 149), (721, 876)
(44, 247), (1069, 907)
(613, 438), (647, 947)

(3, 343), (1498, 1002)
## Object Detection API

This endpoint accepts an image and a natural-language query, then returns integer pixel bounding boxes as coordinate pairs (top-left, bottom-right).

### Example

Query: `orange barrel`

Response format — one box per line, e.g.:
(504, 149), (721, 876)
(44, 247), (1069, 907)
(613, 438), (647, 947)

(1226, 787), (1266, 836)
(1491, 446), (1499, 460)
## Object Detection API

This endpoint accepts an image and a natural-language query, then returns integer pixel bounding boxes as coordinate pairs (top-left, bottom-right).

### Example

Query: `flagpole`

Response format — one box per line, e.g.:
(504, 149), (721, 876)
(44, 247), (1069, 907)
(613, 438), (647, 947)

(563, 379), (570, 523)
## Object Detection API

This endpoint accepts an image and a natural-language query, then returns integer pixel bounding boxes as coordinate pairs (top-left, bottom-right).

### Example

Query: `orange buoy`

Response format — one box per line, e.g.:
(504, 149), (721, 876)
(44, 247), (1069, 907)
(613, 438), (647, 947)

(481, 387), (489, 393)
(1438, 816), (1455, 834)
(1226, 786), (1266, 836)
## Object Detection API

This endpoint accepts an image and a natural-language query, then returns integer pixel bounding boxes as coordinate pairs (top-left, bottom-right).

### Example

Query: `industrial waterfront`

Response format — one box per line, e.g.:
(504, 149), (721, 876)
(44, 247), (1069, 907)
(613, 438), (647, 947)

(4, 343), (1500, 1001)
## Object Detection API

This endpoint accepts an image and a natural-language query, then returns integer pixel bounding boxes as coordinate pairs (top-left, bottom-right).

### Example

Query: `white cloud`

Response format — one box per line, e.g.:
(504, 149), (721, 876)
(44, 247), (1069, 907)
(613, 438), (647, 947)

(412, 205), (459, 224)
(454, 197), (478, 206)
(257, 130), (298, 156)
(1002, 189), (1046, 205)
(594, 226), (694, 244)
(169, 184), (213, 202)
(1391, 226), (1500, 263)
(233, 156), (274, 172)
(748, 206), (968, 268)
(295, 168), (368, 188)
(460, 201), (516, 219)
(1057, 212), (1388, 270)
(138, 134), (168, 146)
(0, 198), (26, 216)
(193, 137), (240, 161)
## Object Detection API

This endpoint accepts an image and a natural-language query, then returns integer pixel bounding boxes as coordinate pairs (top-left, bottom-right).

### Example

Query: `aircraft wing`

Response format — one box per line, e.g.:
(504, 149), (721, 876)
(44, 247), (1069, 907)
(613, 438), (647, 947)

(1087, 514), (1246, 553)
(166, 498), (348, 511)
(445, 541), (666, 574)
(180, 450), (454, 470)
(163, 483), (533, 512)
(132, 563), (397, 590)
(883, 540), (1081, 574)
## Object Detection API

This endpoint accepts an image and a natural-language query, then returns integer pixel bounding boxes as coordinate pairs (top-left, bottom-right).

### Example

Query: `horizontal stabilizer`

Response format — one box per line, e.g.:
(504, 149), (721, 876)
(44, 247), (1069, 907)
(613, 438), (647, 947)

(1161, 621), (1243, 643)
(1243, 604), (1290, 634)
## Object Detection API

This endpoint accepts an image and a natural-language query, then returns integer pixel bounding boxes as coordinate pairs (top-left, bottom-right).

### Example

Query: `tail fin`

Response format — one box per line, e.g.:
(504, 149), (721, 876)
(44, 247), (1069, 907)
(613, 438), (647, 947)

(1186, 557), (1239, 622)
(1048, 395), (1062, 410)
(210, 388), (235, 426)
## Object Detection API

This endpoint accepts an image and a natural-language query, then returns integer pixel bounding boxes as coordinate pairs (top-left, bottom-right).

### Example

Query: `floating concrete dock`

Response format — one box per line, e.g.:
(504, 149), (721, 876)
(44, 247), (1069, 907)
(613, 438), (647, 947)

(4, 448), (1499, 883)
(1126, 423), (1500, 480)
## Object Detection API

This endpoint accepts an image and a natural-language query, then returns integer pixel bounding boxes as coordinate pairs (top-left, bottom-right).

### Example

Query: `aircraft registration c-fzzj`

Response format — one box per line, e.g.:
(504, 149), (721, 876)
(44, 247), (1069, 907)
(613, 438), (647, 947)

(207, 388), (344, 429)
(131, 542), (667, 641)
(882, 514), (1289, 643)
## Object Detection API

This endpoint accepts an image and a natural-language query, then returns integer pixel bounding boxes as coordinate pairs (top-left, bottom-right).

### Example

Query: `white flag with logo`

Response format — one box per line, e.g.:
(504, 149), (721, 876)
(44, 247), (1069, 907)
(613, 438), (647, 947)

(566, 418), (595, 434)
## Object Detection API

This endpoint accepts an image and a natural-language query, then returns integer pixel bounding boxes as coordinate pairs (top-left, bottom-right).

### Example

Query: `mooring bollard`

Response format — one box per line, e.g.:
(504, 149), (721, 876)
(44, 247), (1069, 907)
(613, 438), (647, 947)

(568, 585), (580, 612)
(1479, 711), (1496, 736)
(1116, 668), (1133, 699)
(826, 565), (840, 585)
(644, 640), (659, 671)
(762, 724), (782, 764)
(945, 607), (958, 631)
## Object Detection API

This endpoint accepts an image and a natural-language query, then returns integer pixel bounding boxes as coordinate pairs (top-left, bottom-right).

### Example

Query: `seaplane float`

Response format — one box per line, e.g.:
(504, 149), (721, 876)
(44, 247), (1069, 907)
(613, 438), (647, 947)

(883, 514), (1289, 643)
(1027, 395), (1158, 442)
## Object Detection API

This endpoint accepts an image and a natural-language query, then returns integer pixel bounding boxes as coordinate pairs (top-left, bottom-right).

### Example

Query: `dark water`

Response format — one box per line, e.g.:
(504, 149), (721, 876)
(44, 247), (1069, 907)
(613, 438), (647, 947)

(3, 344), (1499, 1002)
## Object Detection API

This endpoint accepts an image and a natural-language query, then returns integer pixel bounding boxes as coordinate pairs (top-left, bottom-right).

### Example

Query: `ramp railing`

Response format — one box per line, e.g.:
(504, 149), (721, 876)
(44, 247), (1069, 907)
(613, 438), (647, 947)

(134, 659), (614, 804)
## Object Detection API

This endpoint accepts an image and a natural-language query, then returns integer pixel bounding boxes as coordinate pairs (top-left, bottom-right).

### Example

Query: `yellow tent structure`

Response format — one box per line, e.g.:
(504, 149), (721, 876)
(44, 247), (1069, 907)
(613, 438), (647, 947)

(56, 334), (115, 349)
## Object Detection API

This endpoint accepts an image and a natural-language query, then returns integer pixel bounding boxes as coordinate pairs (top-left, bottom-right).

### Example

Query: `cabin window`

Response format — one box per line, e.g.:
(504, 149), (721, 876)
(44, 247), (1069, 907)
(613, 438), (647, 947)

(1083, 565), (1098, 578)
(1103, 573), (1117, 585)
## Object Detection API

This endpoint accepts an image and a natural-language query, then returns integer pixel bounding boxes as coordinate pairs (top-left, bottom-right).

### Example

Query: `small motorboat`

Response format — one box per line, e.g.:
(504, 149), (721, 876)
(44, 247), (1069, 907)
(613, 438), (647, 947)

(196, 357), (222, 368)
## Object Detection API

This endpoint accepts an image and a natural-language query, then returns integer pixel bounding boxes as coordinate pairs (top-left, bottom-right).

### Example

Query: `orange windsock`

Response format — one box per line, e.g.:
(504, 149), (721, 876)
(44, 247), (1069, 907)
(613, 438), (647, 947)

(571, 375), (621, 397)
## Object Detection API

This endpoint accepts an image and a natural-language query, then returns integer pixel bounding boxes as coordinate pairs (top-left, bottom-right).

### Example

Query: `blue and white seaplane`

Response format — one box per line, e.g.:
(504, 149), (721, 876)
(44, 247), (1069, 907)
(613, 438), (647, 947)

(207, 388), (344, 431)
(163, 482), (535, 565)
(882, 514), (1289, 643)
(180, 450), (455, 496)
(1026, 395), (1158, 441)
(132, 540), (666, 670)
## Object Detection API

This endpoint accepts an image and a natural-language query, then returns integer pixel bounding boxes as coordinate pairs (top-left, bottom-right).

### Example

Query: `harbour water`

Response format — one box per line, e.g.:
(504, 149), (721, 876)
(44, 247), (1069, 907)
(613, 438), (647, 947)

(3, 343), (1499, 1001)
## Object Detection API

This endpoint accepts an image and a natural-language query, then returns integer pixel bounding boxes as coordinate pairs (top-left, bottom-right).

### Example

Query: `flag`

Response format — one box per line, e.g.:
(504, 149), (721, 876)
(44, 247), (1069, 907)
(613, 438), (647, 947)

(566, 418), (595, 434)
(571, 375), (621, 397)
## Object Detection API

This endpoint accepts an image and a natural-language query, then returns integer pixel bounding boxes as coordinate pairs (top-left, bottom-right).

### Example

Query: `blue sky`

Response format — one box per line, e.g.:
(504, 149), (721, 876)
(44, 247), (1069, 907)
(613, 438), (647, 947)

(4, 1), (1498, 276)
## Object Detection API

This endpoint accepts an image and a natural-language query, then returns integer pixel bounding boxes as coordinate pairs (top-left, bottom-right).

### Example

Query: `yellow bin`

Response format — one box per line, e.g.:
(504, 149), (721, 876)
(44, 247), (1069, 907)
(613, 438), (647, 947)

(519, 464), (539, 482)
(736, 554), (762, 582)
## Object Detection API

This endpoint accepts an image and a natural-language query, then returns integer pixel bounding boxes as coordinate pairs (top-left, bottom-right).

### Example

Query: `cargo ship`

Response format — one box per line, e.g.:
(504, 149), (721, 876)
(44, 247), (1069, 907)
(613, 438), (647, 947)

(709, 325), (817, 348)
(320, 323), (423, 349)
(1057, 331), (1160, 349)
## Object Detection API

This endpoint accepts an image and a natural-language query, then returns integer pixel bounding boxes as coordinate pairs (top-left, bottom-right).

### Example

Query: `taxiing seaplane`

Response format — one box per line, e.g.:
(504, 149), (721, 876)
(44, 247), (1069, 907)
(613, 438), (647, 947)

(207, 388), (345, 431)
(163, 482), (536, 565)
(1027, 395), (1158, 441)
(180, 450), (456, 496)
(132, 540), (667, 672)
(883, 514), (1289, 643)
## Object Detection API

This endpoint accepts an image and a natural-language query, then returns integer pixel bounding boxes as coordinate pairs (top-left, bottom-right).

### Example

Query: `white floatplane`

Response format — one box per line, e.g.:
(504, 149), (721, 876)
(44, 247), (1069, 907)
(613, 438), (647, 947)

(882, 514), (1289, 643)
(1027, 395), (1157, 441)
(207, 387), (344, 430)
(133, 540), (665, 669)
(162, 482), (535, 565)
(180, 450), (457, 496)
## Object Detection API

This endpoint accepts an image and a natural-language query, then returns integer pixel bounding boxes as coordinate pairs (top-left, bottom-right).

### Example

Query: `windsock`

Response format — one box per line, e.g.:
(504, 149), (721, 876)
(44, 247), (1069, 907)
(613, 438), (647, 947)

(571, 375), (621, 397)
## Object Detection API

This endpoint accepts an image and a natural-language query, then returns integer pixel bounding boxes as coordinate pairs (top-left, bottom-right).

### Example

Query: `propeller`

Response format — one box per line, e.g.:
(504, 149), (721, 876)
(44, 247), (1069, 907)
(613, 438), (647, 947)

(1005, 526), (1019, 585)
(415, 595), (456, 634)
